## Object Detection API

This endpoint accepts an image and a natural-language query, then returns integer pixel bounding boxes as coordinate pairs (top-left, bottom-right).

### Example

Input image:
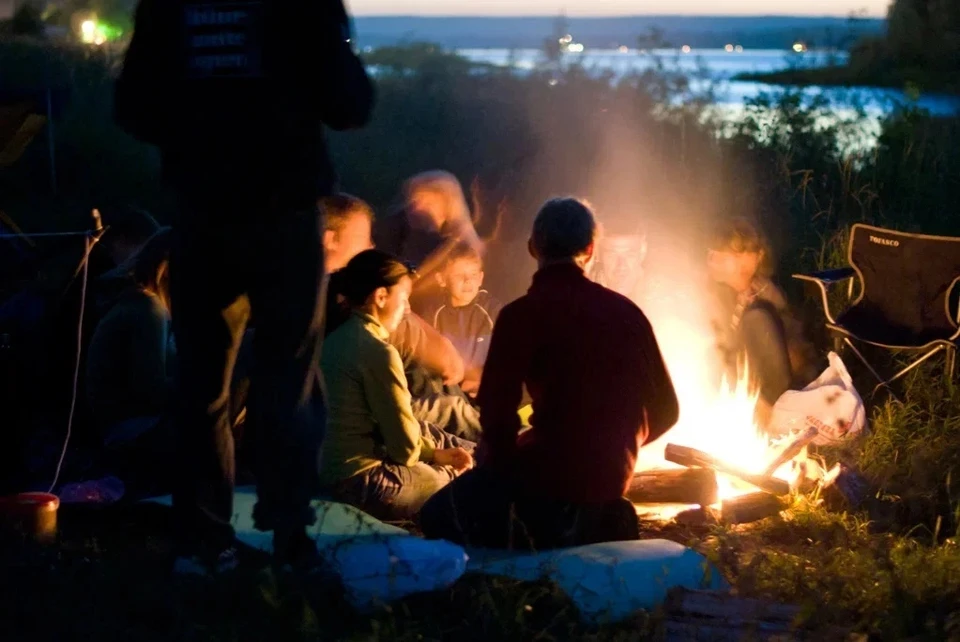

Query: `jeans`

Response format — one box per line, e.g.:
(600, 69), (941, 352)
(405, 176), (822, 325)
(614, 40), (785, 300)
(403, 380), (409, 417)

(327, 423), (474, 522)
(406, 365), (482, 441)
(420, 466), (640, 551)
(169, 195), (325, 553)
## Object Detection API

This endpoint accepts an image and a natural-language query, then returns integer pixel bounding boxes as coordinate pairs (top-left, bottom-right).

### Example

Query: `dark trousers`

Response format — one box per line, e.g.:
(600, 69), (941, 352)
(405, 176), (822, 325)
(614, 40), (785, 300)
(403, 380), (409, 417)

(169, 196), (325, 552)
(326, 422), (474, 522)
(420, 467), (640, 551)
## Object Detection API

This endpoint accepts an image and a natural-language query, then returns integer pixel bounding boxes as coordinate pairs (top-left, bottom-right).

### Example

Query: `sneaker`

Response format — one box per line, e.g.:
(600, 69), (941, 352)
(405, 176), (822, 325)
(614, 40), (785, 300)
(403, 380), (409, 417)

(172, 546), (241, 577)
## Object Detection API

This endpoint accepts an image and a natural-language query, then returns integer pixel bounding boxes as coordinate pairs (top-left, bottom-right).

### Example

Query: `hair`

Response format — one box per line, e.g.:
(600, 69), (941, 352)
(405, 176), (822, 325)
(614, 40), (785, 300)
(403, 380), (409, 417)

(321, 193), (374, 233)
(402, 170), (471, 224)
(131, 227), (173, 310)
(708, 217), (773, 277)
(331, 249), (412, 307)
(443, 242), (483, 269)
(531, 197), (598, 262)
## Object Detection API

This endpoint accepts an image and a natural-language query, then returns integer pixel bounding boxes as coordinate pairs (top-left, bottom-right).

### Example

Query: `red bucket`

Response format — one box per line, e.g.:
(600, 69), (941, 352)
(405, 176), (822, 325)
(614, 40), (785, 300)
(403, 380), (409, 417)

(0, 492), (60, 543)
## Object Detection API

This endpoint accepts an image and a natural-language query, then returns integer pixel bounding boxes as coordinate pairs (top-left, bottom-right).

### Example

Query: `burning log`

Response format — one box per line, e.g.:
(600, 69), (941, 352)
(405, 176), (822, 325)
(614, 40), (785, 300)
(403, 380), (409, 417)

(674, 506), (720, 527)
(761, 426), (819, 478)
(627, 468), (719, 506)
(721, 492), (786, 525)
(664, 444), (790, 496)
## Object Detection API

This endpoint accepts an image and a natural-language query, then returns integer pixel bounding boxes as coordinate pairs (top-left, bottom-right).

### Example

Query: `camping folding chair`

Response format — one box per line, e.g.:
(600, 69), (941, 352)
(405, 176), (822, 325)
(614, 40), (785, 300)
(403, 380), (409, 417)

(794, 223), (960, 394)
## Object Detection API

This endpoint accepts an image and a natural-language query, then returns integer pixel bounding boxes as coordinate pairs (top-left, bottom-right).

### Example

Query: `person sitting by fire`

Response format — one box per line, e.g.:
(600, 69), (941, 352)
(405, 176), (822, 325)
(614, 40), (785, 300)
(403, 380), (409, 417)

(323, 193), (483, 441)
(373, 171), (484, 307)
(319, 249), (475, 521)
(590, 217), (650, 304)
(420, 197), (679, 550)
(420, 242), (503, 397)
(85, 227), (176, 492)
(706, 218), (816, 426)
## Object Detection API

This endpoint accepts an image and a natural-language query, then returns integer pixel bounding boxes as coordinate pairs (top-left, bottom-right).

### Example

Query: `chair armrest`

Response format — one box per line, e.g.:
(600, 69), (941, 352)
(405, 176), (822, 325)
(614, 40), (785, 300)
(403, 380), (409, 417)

(792, 267), (856, 325)
(792, 267), (856, 286)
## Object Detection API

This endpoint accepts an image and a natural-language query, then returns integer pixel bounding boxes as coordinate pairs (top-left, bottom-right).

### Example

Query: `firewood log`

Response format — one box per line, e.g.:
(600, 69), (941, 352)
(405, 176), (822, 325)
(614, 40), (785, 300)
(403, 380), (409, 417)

(627, 467), (719, 506)
(762, 426), (819, 477)
(665, 444), (791, 496)
(665, 588), (801, 624)
(721, 492), (786, 524)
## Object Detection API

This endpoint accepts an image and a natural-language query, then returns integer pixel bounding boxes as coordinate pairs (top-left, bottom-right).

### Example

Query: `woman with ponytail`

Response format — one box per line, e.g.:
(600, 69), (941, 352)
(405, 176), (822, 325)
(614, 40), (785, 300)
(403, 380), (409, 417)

(320, 249), (474, 520)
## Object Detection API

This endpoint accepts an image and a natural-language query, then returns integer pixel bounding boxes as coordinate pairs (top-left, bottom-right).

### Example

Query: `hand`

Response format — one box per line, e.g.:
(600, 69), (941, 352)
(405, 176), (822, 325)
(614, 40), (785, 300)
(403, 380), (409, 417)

(434, 447), (474, 472)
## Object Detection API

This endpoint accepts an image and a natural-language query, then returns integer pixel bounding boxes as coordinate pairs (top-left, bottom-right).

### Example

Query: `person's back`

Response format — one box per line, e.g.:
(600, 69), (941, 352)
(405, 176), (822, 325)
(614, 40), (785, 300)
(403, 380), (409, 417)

(116, 0), (372, 203)
(484, 265), (666, 503)
(422, 198), (678, 551)
(86, 288), (174, 431)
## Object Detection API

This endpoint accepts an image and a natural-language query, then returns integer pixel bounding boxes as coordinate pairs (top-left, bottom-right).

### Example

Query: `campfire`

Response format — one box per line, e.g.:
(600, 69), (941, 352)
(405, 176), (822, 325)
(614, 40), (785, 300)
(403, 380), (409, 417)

(629, 310), (823, 524)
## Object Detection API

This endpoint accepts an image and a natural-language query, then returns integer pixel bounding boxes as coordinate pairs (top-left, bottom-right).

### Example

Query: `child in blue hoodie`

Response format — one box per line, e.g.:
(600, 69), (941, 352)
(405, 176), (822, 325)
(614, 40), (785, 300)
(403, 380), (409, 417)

(426, 243), (503, 396)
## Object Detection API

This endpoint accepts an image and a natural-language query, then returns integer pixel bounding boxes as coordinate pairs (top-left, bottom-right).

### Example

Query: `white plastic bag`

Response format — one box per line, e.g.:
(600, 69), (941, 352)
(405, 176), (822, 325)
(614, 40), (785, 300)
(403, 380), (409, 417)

(769, 352), (867, 445)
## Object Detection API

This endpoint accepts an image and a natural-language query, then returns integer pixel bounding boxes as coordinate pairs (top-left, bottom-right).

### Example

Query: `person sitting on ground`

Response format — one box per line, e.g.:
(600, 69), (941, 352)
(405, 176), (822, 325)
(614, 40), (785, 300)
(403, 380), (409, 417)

(320, 249), (475, 521)
(373, 171), (483, 304)
(323, 193), (482, 440)
(422, 243), (503, 397)
(420, 198), (679, 550)
(590, 217), (649, 304)
(706, 218), (816, 426)
(85, 228), (175, 490)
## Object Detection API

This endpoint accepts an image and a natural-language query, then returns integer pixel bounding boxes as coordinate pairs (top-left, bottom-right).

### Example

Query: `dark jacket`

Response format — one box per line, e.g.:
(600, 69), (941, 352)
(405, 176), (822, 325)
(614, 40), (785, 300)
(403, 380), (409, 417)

(427, 290), (502, 373)
(478, 263), (679, 504)
(115, 0), (374, 204)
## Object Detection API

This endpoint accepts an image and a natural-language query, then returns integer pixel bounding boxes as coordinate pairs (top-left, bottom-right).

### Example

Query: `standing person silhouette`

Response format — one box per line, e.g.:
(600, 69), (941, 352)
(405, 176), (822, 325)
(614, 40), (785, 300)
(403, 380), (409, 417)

(115, 0), (374, 574)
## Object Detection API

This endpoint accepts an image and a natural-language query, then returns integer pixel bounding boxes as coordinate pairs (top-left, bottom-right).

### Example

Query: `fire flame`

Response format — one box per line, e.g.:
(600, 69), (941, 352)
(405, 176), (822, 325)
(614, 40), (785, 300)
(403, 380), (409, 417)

(635, 302), (796, 504)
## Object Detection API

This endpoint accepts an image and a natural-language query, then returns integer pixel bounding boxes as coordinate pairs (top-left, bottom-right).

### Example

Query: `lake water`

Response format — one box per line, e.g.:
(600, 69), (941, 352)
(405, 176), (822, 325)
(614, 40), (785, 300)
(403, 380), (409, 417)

(457, 48), (960, 139)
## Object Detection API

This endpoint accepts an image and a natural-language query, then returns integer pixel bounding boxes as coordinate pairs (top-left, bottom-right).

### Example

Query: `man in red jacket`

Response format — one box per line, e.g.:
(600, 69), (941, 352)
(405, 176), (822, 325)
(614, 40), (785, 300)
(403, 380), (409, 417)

(420, 197), (678, 549)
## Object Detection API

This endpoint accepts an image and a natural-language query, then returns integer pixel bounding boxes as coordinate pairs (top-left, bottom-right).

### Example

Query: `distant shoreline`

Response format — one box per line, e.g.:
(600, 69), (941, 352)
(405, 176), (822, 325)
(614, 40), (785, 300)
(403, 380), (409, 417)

(734, 67), (960, 96)
(351, 15), (883, 51)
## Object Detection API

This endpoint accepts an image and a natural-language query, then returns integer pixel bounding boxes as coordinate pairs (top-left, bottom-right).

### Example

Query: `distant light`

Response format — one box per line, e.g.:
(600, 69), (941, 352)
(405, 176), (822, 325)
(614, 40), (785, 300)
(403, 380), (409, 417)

(735, 45), (744, 53)
(724, 44), (734, 53)
(792, 42), (806, 53)
(618, 45), (629, 54)
(80, 19), (96, 43)
(568, 43), (584, 53)
(559, 34), (573, 45)
(93, 35), (105, 45)
(548, 78), (559, 86)
(681, 45), (691, 54)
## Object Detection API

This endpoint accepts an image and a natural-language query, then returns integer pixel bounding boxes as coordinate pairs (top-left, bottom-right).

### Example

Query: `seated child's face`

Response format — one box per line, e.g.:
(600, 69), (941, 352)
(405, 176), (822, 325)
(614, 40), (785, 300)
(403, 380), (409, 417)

(441, 257), (483, 306)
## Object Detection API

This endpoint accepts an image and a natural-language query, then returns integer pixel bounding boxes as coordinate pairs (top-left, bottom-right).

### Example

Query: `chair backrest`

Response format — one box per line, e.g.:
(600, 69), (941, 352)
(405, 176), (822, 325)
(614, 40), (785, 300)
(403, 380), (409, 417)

(848, 223), (960, 338)
(0, 101), (45, 168)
